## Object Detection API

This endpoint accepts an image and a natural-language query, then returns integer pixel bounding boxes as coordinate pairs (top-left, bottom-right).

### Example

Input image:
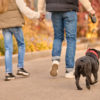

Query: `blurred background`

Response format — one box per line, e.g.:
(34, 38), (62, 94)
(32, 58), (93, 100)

(0, 0), (100, 56)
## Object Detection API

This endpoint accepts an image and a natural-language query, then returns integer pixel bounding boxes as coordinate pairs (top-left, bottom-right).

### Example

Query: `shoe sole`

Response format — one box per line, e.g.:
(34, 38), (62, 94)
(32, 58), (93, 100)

(50, 64), (58, 77)
(65, 76), (74, 79)
(65, 74), (75, 79)
(17, 72), (30, 77)
(5, 77), (16, 81)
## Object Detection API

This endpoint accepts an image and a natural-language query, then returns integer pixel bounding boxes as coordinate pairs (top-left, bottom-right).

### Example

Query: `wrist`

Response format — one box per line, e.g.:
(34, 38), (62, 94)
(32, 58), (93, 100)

(88, 9), (95, 15)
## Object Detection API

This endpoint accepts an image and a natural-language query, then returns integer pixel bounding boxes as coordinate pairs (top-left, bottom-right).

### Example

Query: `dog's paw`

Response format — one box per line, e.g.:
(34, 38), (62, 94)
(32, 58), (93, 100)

(86, 86), (90, 90)
(90, 82), (94, 85)
(78, 87), (83, 90)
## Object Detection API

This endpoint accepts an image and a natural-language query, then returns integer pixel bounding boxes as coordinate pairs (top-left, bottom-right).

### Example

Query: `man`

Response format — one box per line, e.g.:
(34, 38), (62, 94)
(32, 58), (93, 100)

(38, 0), (95, 78)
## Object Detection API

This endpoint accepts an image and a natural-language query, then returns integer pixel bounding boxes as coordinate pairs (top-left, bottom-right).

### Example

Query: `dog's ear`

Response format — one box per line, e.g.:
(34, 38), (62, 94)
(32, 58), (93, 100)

(90, 48), (97, 52)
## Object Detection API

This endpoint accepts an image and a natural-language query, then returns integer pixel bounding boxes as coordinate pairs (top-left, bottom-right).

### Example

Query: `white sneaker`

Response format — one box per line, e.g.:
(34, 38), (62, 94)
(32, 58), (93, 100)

(65, 70), (75, 79)
(50, 61), (59, 77)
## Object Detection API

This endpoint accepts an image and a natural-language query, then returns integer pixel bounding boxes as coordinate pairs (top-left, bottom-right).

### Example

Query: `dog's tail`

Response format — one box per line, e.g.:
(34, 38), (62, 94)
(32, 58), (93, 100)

(76, 65), (84, 72)
(75, 60), (85, 73)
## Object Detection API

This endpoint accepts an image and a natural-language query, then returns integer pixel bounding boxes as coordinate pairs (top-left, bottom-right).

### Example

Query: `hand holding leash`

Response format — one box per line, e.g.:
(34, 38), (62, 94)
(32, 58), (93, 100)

(89, 14), (97, 23)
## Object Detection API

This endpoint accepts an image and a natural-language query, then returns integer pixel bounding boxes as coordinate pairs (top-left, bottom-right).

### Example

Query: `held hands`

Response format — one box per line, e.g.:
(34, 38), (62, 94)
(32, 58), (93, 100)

(39, 13), (45, 21)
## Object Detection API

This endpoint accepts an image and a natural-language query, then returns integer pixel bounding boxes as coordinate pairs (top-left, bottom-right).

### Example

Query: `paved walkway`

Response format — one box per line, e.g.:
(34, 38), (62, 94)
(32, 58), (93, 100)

(0, 49), (100, 100)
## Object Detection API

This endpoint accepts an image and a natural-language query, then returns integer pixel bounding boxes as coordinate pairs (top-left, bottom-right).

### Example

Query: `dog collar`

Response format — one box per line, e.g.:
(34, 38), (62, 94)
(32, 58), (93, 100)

(86, 49), (99, 59)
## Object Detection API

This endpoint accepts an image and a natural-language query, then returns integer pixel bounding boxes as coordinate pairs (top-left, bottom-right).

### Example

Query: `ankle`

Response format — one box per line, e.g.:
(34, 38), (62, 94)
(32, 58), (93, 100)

(6, 73), (12, 75)
(66, 68), (74, 73)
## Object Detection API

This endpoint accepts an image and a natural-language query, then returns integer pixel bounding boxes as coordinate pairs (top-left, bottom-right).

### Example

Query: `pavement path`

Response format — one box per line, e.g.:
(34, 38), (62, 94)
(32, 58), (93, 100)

(0, 49), (100, 100)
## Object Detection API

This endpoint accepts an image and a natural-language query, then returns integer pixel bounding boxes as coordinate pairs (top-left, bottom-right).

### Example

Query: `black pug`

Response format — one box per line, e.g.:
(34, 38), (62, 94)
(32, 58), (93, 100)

(75, 48), (100, 90)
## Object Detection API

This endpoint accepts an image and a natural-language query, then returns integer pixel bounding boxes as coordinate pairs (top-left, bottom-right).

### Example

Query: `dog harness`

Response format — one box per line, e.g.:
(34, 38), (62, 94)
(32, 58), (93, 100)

(86, 49), (99, 59)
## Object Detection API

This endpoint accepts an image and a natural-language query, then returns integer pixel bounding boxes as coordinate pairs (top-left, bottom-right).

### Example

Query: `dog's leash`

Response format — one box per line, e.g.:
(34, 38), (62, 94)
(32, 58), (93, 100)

(87, 14), (97, 49)
(89, 14), (96, 23)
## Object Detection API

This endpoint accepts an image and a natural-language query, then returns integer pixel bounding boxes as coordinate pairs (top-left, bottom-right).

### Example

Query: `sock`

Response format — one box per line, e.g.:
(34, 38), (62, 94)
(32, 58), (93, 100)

(52, 60), (59, 65)
(67, 68), (73, 73)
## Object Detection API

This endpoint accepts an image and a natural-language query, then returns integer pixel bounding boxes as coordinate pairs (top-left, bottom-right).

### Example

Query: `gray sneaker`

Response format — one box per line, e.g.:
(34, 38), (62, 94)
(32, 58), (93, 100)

(17, 68), (30, 76)
(5, 73), (16, 81)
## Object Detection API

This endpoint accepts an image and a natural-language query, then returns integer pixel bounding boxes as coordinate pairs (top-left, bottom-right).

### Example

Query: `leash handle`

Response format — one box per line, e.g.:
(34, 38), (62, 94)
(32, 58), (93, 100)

(89, 14), (97, 23)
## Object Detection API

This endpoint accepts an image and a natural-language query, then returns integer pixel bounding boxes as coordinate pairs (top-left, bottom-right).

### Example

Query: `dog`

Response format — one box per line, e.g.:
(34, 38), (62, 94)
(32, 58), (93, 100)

(74, 48), (100, 90)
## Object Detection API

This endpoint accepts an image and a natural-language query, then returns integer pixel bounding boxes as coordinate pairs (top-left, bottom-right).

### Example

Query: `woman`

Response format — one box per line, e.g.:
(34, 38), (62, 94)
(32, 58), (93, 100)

(0, 0), (43, 81)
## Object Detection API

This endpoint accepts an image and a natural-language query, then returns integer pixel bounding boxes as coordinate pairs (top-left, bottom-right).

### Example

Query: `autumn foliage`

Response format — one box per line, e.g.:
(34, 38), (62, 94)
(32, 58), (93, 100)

(0, 0), (100, 56)
(78, 0), (100, 38)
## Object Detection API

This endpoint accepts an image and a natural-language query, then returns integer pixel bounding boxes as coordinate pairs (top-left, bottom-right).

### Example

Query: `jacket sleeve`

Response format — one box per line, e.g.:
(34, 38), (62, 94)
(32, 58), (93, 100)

(38, 0), (46, 13)
(16, 0), (40, 19)
(79, 0), (93, 12)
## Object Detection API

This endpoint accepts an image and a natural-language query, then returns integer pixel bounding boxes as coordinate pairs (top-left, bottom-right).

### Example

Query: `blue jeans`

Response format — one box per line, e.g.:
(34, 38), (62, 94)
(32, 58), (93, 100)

(52, 11), (77, 68)
(3, 27), (25, 73)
